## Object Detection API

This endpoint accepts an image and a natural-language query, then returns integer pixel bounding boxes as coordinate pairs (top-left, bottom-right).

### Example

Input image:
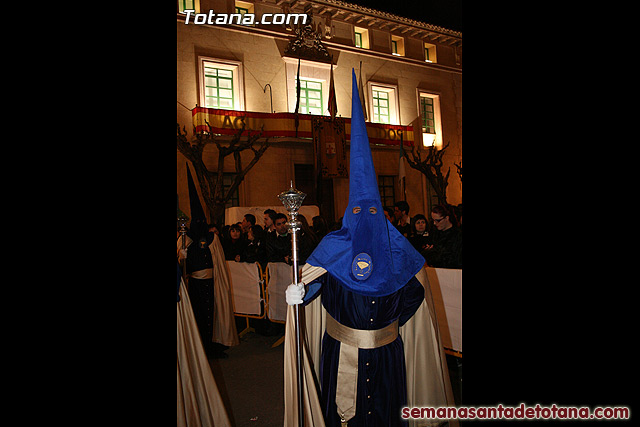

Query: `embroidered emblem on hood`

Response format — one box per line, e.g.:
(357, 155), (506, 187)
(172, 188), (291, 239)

(352, 253), (372, 280)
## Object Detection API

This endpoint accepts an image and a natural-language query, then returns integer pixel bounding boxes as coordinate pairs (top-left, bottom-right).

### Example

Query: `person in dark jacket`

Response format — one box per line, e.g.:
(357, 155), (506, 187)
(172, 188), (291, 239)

(423, 205), (462, 269)
(409, 213), (431, 257)
(265, 213), (292, 264)
(243, 224), (267, 267)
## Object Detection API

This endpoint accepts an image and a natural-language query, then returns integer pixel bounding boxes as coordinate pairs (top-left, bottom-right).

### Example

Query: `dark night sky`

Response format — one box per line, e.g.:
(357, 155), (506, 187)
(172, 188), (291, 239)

(342, 0), (462, 33)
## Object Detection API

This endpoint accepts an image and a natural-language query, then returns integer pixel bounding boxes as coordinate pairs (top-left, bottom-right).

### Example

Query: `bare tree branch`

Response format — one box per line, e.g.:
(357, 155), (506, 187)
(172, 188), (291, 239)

(177, 118), (271, 224)
(401, 140), (451, 206)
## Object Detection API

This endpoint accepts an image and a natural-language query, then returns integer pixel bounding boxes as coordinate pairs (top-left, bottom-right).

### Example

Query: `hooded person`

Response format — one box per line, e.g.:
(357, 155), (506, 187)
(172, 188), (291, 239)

(283, 70), (458, 426)
(177, 261), (233, 426)
(178, 165), (239, 358)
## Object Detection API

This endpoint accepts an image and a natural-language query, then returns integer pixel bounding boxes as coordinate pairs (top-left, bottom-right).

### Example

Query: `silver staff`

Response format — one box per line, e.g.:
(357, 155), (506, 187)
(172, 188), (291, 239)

(178, 215), (189, 283)
(278, 181), (306, 427)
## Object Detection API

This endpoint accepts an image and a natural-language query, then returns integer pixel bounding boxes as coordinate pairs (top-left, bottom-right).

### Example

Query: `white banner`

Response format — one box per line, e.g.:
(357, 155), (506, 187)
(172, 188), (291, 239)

(267, 262), (292, 322)
(425, 267), (462, 353)
(226, 261), (262, 316)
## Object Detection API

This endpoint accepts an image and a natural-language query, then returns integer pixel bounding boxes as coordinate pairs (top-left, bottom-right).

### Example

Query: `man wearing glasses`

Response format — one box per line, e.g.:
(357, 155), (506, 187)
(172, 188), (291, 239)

(424, 204), (462, 269)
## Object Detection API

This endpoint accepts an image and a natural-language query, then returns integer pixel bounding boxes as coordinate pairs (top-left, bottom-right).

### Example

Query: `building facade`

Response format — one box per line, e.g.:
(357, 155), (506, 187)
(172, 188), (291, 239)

(177, 0), (462, 225)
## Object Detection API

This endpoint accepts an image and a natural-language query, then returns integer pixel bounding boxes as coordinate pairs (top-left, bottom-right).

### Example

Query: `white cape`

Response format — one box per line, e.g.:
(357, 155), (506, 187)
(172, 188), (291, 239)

(177, 233), (240, 347)
(177, 277), (232, 426)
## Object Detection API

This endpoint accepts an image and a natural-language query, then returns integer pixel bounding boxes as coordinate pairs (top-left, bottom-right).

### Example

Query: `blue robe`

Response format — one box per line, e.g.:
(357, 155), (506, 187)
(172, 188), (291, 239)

(305, 273), (425, 426)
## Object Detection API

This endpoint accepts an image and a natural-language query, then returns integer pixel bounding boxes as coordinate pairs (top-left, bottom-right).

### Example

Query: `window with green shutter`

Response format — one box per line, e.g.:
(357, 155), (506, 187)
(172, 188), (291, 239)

(203, 67), (234, 110)
(420, 97), (435, 134)
(179, 0), (195, 12)
(355, 31), (362, 48)
(297, 79), (323, 115)
(372, 90), (390, 124)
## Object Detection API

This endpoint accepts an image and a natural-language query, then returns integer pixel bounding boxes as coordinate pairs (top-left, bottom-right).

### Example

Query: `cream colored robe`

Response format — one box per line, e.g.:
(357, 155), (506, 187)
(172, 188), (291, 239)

(177, 277), (232, 426)
(177, 234), (240, 347)
(283, 264), (459, 427)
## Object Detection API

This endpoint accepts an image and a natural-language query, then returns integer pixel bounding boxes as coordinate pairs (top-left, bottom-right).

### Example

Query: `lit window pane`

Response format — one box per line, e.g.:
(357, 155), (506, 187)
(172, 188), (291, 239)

(219, 89), (233, 98)
(219, 98), (233, 108)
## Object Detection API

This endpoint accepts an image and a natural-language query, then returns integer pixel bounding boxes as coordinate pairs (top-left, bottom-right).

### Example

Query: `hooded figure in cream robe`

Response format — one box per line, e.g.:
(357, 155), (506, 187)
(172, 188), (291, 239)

(177, 262), (232, 426)
(177, 165), (239, 355)
(283, 71), (458, 427)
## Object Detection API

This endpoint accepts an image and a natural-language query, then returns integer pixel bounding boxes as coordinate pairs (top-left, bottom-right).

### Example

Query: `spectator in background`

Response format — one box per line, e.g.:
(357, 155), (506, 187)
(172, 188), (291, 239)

(311, 215), (329, 240)
(423, 204), (462, 269)
(243, 224), (267, 267)
(221, 223), (247, 262)
(384, 207), (395, 225)
(265, 213), (292, 264)
(263, 209), (277, 234)
(394, 200), (412, 238)
(241, 213), (256, 235)
(298, 214), (319, 264)
(409, 213), (431, 257)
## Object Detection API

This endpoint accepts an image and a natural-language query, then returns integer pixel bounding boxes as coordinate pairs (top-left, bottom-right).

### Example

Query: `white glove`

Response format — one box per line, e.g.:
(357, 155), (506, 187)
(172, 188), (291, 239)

(285, 283), (305, 305)
(178, 248), (188, 262)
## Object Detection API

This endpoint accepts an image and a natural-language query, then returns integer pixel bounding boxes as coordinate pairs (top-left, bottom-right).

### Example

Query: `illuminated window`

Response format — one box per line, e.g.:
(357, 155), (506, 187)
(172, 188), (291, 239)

(203, 67), (234, 109)
(372, 90), (389, 124)
(391, 35), (404, 56)
(234, 0), (253, 14)
(297, 79), (323, 115)
(233, 0), (254, 26)
(418, 92), (442, 148)
(179, 0), (195, 13)
(354, 27), (369, 49)
(368, 83), (399, 125)
(198, 57), (245, 111)
(420, 97), (435, 134)
(424, 43), (437, 63)
(285, 58), (332, 115)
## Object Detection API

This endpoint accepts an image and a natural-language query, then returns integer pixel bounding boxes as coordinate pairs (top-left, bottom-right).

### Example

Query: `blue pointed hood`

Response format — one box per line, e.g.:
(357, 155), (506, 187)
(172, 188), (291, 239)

(306, 70), (425, 297)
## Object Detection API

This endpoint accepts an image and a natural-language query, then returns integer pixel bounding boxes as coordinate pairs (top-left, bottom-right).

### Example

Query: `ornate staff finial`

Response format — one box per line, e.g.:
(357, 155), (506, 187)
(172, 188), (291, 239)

(278, 182), (306, 427)
(278, 181), (306, 221)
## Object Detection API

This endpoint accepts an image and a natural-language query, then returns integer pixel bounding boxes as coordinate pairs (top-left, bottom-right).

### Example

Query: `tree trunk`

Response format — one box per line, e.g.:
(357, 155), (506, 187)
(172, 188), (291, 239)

(177, 118), (270, 226)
